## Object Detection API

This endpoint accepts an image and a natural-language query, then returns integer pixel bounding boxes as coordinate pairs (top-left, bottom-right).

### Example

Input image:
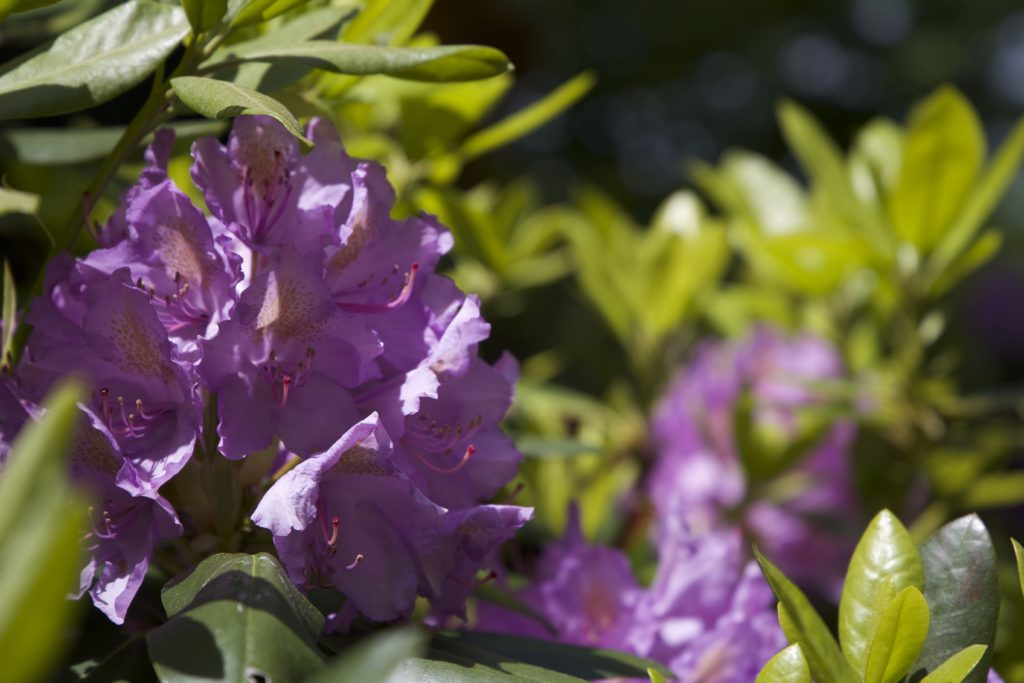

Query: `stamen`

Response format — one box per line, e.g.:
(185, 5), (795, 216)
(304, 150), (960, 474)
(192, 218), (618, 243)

(410, 443), (476, 474)
(345, 553), (364, 570)
(319, 513), (341, 555)
(336, 263), (419, 313)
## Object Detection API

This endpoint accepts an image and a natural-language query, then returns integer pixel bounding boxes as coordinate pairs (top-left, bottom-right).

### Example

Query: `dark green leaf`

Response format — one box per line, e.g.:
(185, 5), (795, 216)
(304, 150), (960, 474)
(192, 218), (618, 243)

(170, 76), (310, 143)
(214, 40), (510, 82)
(0, 120), (225, 165)
(309, 627), (426, 683)
(428, 630), (670, 682)
(839, 509), (923, 678)
(182, 0), (226, 33)
(0, 1), (188, 119)
(147, 553), (324, 683)
(910, 515), (998, 683)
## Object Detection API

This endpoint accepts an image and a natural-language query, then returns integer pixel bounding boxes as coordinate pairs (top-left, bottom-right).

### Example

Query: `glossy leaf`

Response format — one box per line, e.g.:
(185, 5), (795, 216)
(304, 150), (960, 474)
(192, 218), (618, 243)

(310, 628), (426, 683)
(756, 550), (858, 683)
(170, 76), (310, 144)
(215, 40), (511, 82)
(231, 0), (316, 28)
(182, 0), (227, 33)
(0, 382), (89, 683)
(147, 552), (325, 683)
(864, 586), (930, 683)
(889, 86), (984, 251)
(756, 644), (811, 683)
(910, 515), (998, 683)
(0, 1), (188, 119)
(839, 509), (923, 678)
(919, 645), (988, 683)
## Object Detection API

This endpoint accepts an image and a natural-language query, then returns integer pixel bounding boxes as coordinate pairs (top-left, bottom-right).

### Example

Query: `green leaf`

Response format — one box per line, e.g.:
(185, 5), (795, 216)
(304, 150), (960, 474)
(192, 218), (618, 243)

(182, 0), (226, 33)
(756, 644), (811, 683)
(231, 0), (314, 28)
(310, 628), (426, 683)
(170, 76), (310, 144)
(756, 550), (858, 683)
(927, 113), (1024, 279)
(454, 71), (596, 162)
(889, 86), (984, 252)
(648, 668), (669, 683)
(1, 260), (14, 369)
(0, 1), (188, 119)
(839, 509), (924, 677)
(864, 586), (930, 683)
(919, 645), (988, 683)
(214, 40), (511, 82)
(1012, 540), (1024, 623)
(207, 6), (352, 93)
(421, 630), (669, 682)
(777, 99), (890, 253)
(0, 381), (89, 683)
(910, 515), (998, 683)
(0, 120), (225, 165)
(147, 552), (325, 683)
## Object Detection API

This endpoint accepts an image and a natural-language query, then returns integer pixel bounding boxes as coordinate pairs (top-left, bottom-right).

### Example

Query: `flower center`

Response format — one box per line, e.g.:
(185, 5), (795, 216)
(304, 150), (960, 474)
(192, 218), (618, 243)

(260, 347), (315, 408)
(334, 262), (419, 314)
(97, 387), (166, 439)
(240, 151), (292, 245)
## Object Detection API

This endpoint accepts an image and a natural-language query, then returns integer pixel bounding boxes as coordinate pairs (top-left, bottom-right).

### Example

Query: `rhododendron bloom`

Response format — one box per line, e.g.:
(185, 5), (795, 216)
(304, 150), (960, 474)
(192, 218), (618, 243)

(649, 327), (858, 595)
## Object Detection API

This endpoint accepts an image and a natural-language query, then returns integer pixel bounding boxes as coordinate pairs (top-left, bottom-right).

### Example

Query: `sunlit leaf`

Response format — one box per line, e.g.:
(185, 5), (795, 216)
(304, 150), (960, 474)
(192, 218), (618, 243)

(170, 76), (310, 143)
(0, 1), (188, 119)
(863, 586), (929, 683)
(838, 509), (923, 678)
(756, 644), (811, 683)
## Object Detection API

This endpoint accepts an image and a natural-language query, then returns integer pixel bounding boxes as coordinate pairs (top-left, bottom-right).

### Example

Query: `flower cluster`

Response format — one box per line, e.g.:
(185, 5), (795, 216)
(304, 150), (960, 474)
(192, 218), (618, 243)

(476, 509), (786, 681)
(7, 116), (530, 624)
(648, 327), (859, 596)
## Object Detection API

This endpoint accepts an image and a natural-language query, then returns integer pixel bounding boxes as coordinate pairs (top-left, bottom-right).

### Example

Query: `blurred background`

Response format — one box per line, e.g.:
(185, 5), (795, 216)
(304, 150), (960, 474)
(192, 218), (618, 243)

(428, 0), (1024, 388)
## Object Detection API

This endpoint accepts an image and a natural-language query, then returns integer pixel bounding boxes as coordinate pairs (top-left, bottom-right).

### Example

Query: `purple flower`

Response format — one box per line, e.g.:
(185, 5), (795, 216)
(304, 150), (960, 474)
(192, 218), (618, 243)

(198, 247), (381, 459)
(649, 327), (857, 596)
(84, 177), (240, 357)
(634, 531), (785, 680)
(323, 160), (451, 319)
(252, 414), (530, 624)
(0, 380), (29, 462)
(476, 518), (783, 680)
(70, 410), (182, 624)
(478, 509), (643, 648)
(19, 264), (200, 492)
(191, 117), (355, 254)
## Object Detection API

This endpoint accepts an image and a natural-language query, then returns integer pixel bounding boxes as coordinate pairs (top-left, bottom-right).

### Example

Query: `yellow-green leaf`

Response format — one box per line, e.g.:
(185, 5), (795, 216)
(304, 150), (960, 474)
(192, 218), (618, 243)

(756, 644), (811, 683)
(839, 509), (923, 677)
(864, 586), (930, 683)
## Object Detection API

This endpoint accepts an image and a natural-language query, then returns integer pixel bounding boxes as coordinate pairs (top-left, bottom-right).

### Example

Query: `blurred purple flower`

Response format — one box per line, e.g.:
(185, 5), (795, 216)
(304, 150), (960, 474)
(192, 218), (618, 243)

(649, 327), (857, 596)
(476, 514), (783, 680)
